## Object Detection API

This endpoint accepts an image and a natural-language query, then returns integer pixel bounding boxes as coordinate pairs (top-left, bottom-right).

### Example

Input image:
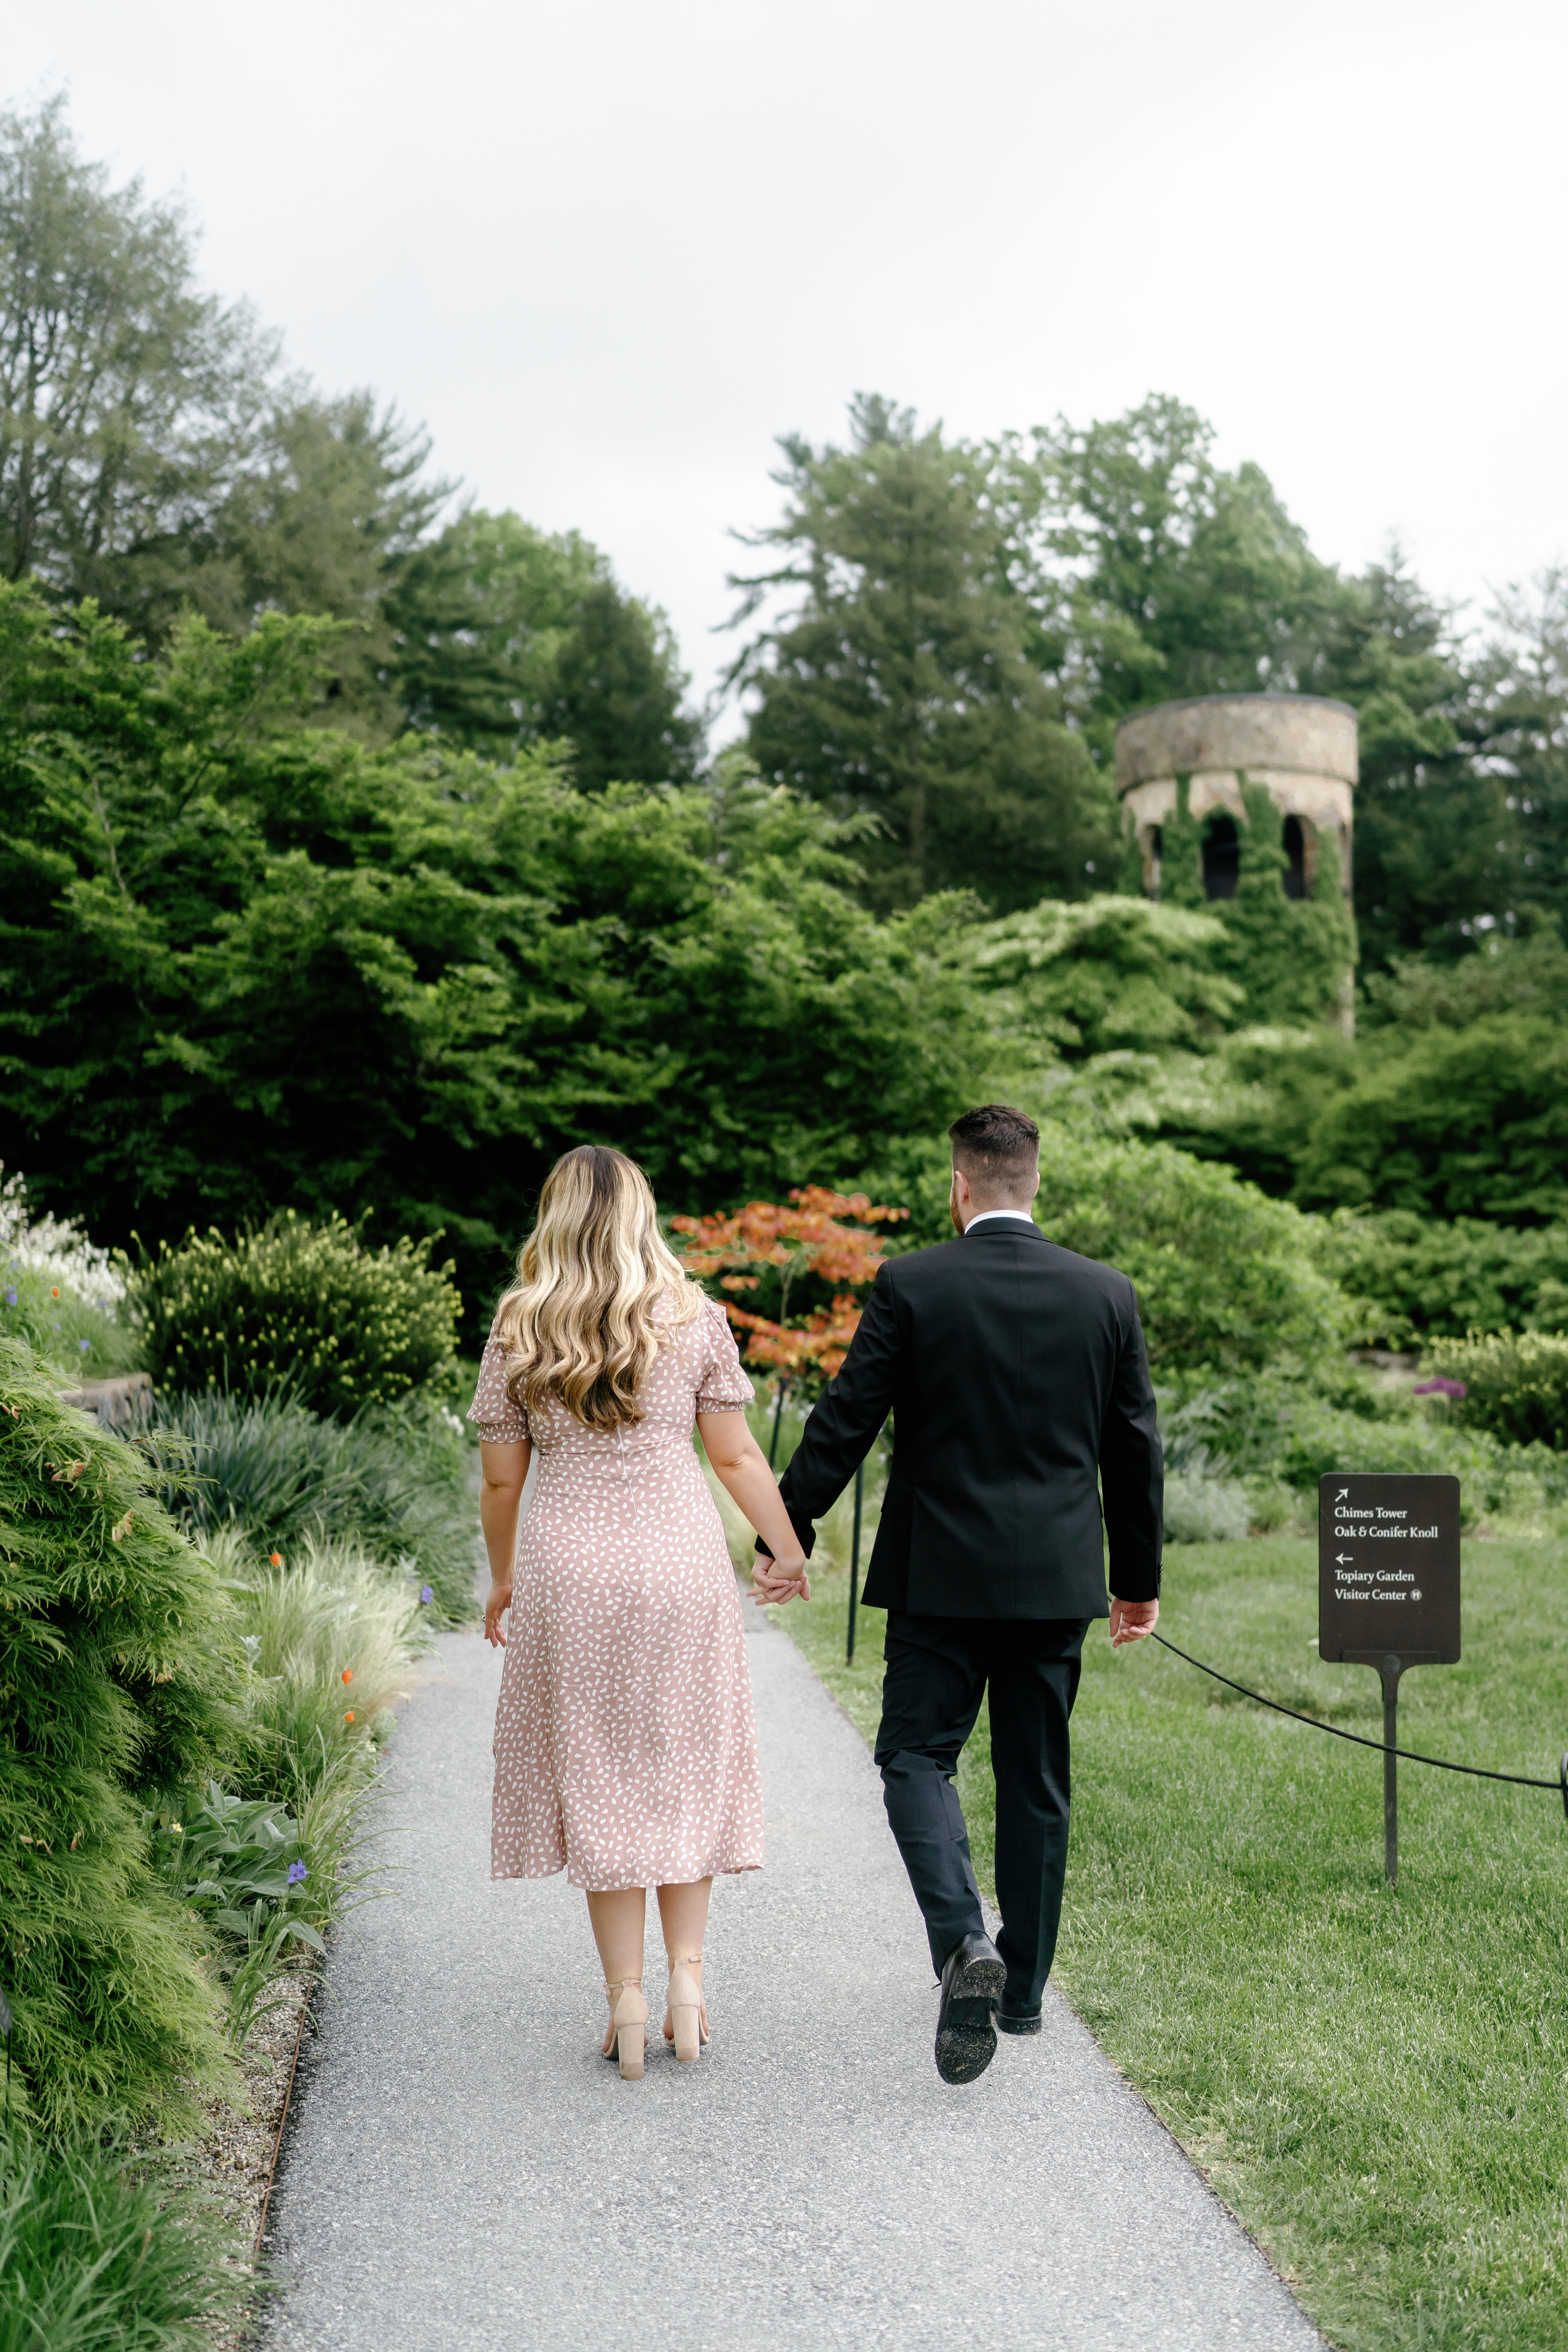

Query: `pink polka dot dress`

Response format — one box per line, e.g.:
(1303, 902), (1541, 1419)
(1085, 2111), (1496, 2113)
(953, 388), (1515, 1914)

(468, 1292), (766, 1891)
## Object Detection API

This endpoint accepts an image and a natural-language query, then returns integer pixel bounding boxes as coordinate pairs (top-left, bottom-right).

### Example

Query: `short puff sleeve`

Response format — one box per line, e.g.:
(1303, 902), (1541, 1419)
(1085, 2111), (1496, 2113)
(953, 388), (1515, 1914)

(467, 1318), (530, 1443)
(694, 1294), (755, 1412)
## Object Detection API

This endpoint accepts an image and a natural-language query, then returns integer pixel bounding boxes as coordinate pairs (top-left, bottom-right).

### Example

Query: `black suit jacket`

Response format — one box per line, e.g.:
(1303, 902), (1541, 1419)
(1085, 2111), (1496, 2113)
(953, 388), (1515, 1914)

(768, 1218), (1162, 1619)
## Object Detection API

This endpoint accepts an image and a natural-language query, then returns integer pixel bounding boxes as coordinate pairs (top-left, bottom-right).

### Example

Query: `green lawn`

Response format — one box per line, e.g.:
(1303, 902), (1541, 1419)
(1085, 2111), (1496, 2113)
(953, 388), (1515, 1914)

(767, 1534), (1568, 2352)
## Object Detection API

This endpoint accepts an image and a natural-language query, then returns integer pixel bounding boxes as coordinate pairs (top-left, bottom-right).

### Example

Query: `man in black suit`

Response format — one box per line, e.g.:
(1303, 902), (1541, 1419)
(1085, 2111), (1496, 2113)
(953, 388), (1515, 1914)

(755, 1104), (1162, 2083)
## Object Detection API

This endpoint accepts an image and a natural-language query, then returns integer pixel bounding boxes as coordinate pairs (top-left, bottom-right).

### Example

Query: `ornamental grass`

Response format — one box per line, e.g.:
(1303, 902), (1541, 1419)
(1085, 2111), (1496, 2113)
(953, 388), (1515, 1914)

(0, 2126), (252, 2350)
(145, 1388), (477, 1619)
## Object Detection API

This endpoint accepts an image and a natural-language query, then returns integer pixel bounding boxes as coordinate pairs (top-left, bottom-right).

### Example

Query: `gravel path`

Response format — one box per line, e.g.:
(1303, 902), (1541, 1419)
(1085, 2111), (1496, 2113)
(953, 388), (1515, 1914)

(263, 1599), (1321, 2352)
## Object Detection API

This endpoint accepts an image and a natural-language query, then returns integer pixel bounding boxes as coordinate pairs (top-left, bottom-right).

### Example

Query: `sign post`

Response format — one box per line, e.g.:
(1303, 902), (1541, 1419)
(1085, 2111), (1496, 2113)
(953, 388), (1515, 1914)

(1319, 1474), (1461, 1883)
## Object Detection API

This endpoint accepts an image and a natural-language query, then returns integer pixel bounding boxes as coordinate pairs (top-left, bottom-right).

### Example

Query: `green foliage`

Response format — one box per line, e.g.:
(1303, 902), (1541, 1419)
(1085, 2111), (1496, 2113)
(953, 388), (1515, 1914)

(387, 507), (702, 783)
(1424, 1329), (1568, 1451)
(1294, 1013), (1568, 1221)
(145, 1390), (475, 1621)
(147, 1780), (322, 2046)
(1359, 917), (1568, 1031)
(0, 2127), (250, 2350)
(733, 394), (1116, 913)
(1323, 1211), (1568, 1346)
(1035, 1127), (1344, 1378)
(0, 1338), (236, 2132)
(1154, 776), (1357, 1028)
(970, 894), (1243, 1059)
(0, 586), (983, 1315)
(130, 1213), (460, 1416)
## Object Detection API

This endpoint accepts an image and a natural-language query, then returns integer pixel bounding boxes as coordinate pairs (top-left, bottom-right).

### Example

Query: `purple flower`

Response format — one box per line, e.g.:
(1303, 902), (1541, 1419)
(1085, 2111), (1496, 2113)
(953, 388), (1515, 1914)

(1414, 1376), (1467, 1400)
(79, 1339), (90, 1354)
(3, 1289), (14, 1307)
(287, 1860), (308, 1885)
(420, 1584), (434, 1606)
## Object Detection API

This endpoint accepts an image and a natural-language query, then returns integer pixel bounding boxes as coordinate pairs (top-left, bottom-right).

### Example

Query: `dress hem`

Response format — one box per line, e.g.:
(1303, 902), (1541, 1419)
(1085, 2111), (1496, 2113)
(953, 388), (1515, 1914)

(492, 1858), (764, 1891)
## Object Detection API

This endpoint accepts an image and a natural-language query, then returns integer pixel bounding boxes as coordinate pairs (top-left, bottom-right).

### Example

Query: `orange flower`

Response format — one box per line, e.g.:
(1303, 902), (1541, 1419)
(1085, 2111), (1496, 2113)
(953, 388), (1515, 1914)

(341, 1668), (354, 1684)
(50, 1287), (59, 1299)
(343, 1709), (356, 1724)
(269, 1552), (283, 1567)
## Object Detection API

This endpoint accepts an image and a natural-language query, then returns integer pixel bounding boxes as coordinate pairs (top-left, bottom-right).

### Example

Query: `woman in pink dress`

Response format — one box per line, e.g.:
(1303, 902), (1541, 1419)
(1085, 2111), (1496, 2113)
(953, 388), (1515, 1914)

(470, 1145), (809, 2080)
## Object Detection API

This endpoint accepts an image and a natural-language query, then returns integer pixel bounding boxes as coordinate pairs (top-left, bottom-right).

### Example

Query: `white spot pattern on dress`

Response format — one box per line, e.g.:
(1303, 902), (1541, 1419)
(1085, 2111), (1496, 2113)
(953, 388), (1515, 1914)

(468, 1290), (764, 1890)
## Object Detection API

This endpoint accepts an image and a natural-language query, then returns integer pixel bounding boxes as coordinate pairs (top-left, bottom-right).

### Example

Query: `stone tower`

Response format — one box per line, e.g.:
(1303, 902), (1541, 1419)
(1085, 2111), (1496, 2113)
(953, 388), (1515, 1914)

(1115, 693), (1357, 903)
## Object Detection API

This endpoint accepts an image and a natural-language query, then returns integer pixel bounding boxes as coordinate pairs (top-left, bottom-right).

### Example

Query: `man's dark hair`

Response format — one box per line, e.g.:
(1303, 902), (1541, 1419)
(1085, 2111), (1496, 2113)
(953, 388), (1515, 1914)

(947, 1104), (1040, 1201)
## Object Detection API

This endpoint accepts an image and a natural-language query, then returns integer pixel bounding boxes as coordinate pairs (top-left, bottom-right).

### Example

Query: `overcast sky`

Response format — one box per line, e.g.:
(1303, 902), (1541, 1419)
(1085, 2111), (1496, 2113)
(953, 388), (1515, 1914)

(9, 0), (1566, 724)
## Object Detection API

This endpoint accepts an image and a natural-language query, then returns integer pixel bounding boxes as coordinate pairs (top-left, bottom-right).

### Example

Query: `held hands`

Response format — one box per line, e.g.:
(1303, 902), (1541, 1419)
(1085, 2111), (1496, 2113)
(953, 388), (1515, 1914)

(750, 1552), (811, 1608)
(1109, 1596), (1158, 1648)
(484, 1578), (513, 1648)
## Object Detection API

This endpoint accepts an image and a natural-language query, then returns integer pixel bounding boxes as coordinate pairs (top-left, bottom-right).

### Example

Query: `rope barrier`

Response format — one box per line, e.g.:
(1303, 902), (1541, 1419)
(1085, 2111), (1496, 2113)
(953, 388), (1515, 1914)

(1150, 1631), (1568, 1810)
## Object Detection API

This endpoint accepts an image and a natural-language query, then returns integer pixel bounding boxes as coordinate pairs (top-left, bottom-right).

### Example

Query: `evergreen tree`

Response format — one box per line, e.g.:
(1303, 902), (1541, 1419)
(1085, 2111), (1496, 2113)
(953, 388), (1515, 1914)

(1482, 569), (1568, 936)
(386, 508), (701, 783)
(1304, 556), (1515, 969)
(730, 395), (1114, 915)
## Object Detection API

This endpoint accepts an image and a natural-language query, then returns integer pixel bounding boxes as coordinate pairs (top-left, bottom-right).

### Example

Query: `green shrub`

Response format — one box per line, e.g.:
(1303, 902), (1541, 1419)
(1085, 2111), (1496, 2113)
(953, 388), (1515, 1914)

(129, 1212), (461, 1417)
(1323, 1210), (1568, 1346)
(0, 2127), (250, 2350)
(1294, 1012), (1568, 1221)
(1036, 1128), (1345, 1378)
(1425, 1330), (1568, 1450)
(0, 1338), (236, 2133)
(1170, 1369), (1566, 1525)
(144, 1389), (476, 1619)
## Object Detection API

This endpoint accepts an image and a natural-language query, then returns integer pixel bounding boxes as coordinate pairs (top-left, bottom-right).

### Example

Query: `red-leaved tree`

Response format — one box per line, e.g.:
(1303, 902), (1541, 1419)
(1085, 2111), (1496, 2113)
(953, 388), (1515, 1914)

(672, 1187), (908, 1382)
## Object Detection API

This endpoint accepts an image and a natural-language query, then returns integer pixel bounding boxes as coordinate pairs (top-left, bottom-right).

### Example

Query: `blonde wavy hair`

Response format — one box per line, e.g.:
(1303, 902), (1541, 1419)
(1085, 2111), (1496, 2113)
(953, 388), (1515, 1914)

(496, 1147), (704, 1433)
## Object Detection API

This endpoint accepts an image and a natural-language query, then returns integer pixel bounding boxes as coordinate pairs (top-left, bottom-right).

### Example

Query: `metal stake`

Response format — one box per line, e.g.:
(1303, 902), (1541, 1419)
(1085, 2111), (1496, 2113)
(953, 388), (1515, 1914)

(846, 1458), (864, 1664)
(1380, 1654), (1403, 1884)
(768, 1378), (789, 1470)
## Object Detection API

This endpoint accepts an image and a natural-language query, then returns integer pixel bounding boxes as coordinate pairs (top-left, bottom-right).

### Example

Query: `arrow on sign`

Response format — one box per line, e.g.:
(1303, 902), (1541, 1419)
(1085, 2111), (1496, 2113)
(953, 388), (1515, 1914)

(1335, 1553), (1354, 1565)
(1335, 1488), (1350, 1502)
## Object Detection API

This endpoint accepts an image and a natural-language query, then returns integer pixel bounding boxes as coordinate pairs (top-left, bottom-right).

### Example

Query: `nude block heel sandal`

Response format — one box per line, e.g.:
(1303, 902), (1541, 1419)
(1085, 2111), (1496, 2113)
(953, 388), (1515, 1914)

(666, 1955), (707, 2065)
(604, 1980), (650, 2080)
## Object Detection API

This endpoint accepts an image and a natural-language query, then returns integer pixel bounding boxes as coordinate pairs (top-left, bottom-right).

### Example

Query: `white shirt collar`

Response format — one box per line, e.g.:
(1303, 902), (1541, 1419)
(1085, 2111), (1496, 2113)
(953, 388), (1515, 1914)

(963, 1209), (1037, 1233)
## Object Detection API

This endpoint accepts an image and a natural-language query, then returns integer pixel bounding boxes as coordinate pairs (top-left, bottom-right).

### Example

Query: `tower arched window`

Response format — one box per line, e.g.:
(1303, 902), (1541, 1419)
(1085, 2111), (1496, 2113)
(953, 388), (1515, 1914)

(1283, 815), (1309, 898)
(1201, 814), (1240, 901)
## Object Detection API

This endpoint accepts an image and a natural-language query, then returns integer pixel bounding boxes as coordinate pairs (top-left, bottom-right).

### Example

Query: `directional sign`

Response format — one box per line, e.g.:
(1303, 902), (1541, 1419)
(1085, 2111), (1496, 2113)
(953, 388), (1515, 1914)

(1319, 1474), (1461, 1665)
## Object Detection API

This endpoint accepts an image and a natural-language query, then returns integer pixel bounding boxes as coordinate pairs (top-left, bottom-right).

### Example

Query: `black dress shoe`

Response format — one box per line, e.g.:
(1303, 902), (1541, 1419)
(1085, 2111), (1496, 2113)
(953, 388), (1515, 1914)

(996, 2004), (1043, 2036)
(934, 1931), (1006, 2084)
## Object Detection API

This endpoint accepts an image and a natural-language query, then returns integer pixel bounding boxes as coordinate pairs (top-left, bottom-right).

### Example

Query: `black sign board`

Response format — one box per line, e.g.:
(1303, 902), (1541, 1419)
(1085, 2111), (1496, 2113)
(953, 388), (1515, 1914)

(1319, 1473), (1461, 1665)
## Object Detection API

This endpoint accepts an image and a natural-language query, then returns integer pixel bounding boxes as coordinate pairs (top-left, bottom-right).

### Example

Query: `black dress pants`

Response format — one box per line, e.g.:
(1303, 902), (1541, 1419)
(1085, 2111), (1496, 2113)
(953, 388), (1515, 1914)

(874, 1612), (1090, 2013)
